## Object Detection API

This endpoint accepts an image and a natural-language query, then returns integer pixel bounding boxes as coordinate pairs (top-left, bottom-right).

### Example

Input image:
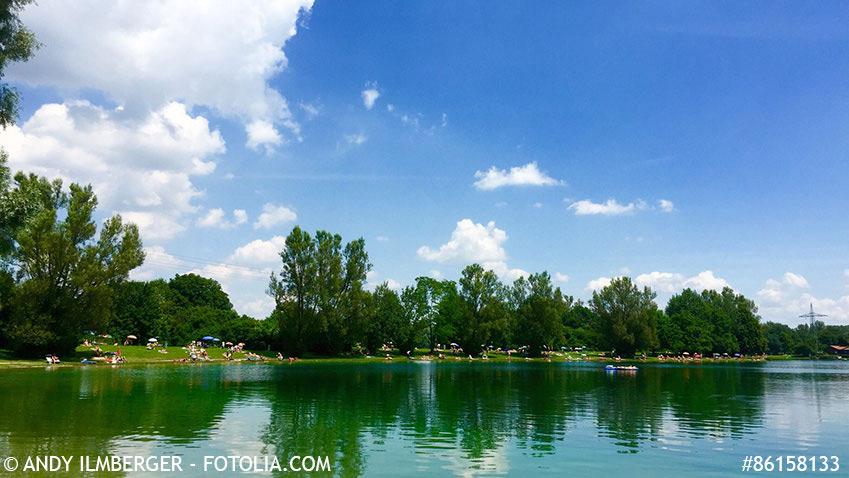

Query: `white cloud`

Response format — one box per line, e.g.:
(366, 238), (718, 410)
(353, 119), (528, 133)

(417, 219), (527, 281)
(429, 270), (443, 279)
(586, 276), (613, 292)
(365, 270), (401, 291)
(246, 120), (283, 152)
(658, 199), (675, 212)
(344, 133), (367, 146)
(568, 198), (646, 216)
(634, 270), (730, 293)
(361, 83), (380, 110)
(554, 272), (570, 283)
(683, 271), (730, 291)
(233, 209), (248, 225)
(229, 236), (286, 265)
(235, 296), (276, 319)
(12, 0), (314, 147)
(0, 101), (224, 242)
(473, 162), (562, 190)
(130, 246), (184, 281)
(298, 101), (320, 120)
(376, 235), (389, 243)
(254, 203), (297, 229)
(533, 202), (543, 208)
(783, 272), (809, 288)
(197, 208), (248, 229)
(757, 272), (849, 325)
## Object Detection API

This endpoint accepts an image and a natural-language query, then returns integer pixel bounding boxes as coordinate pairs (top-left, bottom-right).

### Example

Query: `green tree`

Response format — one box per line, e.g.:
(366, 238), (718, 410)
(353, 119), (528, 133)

(268, 226), (371, 356)
(0, 0), (39, 127)
(397, 285), (427, 354)
(457, 264), (508, 355)
(590, 277), (659, 357)
(5, 183), (143, 355)
(169, 273), (233, 311)
(363, 284), (401, 354)
(513, 272), (565, 356)
(762, 321), (796, 355)
(664, 289), (714, 353)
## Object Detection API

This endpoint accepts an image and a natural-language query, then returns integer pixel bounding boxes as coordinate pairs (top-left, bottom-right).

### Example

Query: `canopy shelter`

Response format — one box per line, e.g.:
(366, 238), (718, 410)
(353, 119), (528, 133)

(201, 336), (215, 341)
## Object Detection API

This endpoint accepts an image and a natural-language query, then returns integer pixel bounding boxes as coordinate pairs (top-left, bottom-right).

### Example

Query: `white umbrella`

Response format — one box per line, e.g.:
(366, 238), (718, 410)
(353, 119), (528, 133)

(127, 335), (137, 340)
(148, 338), (158, 343)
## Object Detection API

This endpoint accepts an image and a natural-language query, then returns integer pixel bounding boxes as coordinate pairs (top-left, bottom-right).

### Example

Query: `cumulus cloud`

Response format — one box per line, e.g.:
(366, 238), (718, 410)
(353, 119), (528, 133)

(554, 272), (570, 283)
(197, 208), (249, 229)
(568, 198), (646, 216)
(12, 0), (314, 149)
(634, 270), (730, 293)
(782, 272), (809, 288)
(417, 219), (527, 281)
(473, 162), (562, 190)
(658, 199), (675, 212)
(229, 236), (286, 265)
(0, 101), (224, 242)
(233, 209), (248, 225)
(246, 120), (283, 152)
(130, 246), (184, 281)
(254, 203), (297, 229)
(757, 271), (849, 324)
(586, 270), (731, 306)
(586, 276), (613, 292)
(361, 83), (380, 110)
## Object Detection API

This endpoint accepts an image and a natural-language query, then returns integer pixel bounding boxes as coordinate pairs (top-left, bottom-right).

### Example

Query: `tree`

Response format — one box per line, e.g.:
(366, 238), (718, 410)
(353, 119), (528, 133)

(169, 273), (233, 311)
(363, 283), (402, 354)
(664, 289), (713, 353)
(457, 264), (508, 355)
(513, 272), (565, 356)
(268, 226), (371, 356)
(562, 301), (599, 349)
(590, 277), (658, 357)
(5, 182), (143, 355)
(397, 285), (427, 354)
(762, 321), (796, 355)
(0, 0), (39, 127)
(109, 280), (168, 343)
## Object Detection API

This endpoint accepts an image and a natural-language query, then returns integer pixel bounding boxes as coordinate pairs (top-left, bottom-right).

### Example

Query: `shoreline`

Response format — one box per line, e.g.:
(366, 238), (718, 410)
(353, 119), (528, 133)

(0, 345), (835, 369)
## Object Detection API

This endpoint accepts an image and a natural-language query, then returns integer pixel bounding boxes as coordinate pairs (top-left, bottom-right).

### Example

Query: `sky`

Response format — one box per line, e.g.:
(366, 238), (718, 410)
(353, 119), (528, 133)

(2, 0), (849, 325)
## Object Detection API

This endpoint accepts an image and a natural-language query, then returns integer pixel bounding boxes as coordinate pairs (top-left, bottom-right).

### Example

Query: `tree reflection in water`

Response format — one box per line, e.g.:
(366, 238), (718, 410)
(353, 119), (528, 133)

(0, 362), (772, 477)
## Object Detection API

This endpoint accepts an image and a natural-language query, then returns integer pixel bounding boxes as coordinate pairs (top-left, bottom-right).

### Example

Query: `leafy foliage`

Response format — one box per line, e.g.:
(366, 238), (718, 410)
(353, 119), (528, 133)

(0, 0), (39, 127)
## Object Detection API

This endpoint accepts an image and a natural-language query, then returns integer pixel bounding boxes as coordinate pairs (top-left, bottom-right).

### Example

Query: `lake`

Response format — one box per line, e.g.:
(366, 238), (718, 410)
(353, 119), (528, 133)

(0, 360), (847, 476)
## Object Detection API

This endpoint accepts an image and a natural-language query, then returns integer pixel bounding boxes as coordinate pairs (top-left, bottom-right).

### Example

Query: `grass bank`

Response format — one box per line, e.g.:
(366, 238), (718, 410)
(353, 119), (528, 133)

(0, 345), (820, 369)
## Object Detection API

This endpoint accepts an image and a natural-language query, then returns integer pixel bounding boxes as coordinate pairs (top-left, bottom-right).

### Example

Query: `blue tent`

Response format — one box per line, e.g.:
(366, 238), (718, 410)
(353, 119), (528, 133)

(201, 336), (214, 341)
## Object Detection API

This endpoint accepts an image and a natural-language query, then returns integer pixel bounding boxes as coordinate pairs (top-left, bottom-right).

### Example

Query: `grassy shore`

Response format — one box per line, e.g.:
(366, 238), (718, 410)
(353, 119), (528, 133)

(0, 344), (825, 369)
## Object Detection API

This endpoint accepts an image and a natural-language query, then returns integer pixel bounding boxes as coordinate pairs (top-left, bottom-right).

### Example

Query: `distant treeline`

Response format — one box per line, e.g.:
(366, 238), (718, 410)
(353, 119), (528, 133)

(2, 157), (848, 357)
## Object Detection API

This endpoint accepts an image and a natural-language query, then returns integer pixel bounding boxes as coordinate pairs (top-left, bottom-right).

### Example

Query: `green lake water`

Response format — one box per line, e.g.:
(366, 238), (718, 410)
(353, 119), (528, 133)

(0, 360), (847, 477)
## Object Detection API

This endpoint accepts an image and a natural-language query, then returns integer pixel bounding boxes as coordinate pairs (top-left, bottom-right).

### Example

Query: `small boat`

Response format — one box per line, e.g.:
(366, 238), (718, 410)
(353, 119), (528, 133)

(605, 365), (638, 372)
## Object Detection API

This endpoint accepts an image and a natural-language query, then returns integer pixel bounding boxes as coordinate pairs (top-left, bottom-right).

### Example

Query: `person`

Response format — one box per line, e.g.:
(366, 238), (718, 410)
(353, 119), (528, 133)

(276, 352), (284, 361)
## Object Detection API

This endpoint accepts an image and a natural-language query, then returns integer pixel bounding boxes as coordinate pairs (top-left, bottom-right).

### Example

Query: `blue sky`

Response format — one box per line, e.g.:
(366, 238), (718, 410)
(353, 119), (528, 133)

(3, 1), (849, 323)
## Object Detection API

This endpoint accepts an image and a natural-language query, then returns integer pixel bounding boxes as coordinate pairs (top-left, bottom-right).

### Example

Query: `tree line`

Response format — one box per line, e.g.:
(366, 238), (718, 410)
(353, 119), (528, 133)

(5, 156), (849, 358)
